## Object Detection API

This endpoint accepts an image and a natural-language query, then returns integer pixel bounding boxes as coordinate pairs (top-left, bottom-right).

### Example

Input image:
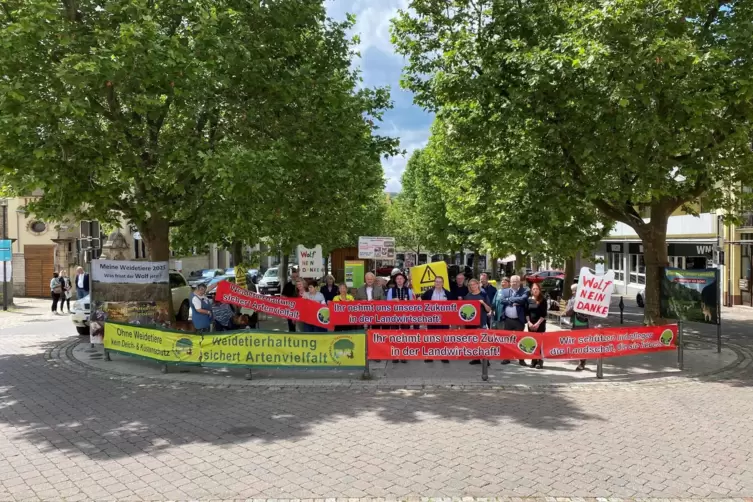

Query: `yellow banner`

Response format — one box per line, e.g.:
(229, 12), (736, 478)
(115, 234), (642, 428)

(104, 323), (366, 368)
(410, 261), (450, 294)
(104, 323), (200, 363)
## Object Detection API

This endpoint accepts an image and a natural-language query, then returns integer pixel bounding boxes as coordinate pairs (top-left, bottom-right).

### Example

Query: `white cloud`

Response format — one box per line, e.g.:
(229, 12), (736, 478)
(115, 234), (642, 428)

(328, 0), (409, 56)
(382, 126), (430, 192)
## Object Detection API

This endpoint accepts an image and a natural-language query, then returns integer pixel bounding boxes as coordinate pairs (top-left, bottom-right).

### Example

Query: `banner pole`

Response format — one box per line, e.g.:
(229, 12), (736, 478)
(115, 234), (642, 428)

(481, 359), (488, 381)
(362, 329), (371, 379)
(596, 357), (603, 379)
(716, 268), (722, 354)
(677, 319), (685, 371)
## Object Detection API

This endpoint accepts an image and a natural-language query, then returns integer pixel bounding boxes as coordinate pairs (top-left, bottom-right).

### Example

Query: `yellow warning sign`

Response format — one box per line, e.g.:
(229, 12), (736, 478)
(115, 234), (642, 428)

(410, 261), (450, 295)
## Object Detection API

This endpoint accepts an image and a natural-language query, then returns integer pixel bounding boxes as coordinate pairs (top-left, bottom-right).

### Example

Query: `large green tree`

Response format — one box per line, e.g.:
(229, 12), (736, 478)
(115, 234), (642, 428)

(393, 0), (753, 322)
(0, 1), (396, 266)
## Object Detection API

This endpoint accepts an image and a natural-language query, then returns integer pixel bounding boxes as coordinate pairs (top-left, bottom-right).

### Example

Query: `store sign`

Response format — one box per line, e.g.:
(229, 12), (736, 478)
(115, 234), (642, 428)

(668, 243), (714, 257)
(358, 236), (396, 260)
(739, 279), (749, 292)
(607, 243), (623, 253)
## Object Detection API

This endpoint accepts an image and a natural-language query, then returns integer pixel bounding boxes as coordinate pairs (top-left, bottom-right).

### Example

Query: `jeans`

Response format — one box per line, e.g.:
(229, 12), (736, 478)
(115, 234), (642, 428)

(77, 288), (88, 300)
(51, 292), (61, 312)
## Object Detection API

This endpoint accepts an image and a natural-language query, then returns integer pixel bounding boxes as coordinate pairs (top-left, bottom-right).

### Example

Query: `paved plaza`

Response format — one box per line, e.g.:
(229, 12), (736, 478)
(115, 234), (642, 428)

(1, 298), (752, 501)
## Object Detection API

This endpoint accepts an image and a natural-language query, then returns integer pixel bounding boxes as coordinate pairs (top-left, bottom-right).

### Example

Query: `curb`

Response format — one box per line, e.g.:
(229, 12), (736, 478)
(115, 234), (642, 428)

(46, 334), (753, 393)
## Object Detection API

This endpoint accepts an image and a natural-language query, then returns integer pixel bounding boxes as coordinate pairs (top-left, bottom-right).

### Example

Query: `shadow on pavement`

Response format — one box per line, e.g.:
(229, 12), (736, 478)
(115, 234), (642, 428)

(0, 340), (604, 462)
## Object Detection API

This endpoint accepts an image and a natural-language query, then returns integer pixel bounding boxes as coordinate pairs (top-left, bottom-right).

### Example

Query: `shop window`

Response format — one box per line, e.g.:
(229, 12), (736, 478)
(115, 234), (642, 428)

(629, 254), (646, 284)
(685, 257), (708, 270)
(608, 252), (624, 282)
(668, 256), (685, 269)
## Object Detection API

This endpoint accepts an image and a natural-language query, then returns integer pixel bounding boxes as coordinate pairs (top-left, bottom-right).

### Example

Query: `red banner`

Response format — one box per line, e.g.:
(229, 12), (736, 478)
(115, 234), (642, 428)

(329, 300), (481, 326)
(367, 328), (542, 360)
(215, 281), (327, 328)
(367, 324), (678, 361)
(541, 324), (678, 360)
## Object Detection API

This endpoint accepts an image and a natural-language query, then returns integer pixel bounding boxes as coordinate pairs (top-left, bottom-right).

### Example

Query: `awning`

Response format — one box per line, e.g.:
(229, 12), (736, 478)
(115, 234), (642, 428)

(499, 254), (516, 264)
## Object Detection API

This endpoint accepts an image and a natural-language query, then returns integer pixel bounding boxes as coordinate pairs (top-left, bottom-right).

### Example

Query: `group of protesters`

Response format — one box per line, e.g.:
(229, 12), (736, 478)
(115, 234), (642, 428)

(272, 266), (588, 371)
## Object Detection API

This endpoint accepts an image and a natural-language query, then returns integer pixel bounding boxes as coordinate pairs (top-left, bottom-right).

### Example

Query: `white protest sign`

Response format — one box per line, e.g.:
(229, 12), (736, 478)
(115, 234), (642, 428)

(91, 260), (169, 284)
(574, 266), (615, 318)
(297, 245), (324, 279)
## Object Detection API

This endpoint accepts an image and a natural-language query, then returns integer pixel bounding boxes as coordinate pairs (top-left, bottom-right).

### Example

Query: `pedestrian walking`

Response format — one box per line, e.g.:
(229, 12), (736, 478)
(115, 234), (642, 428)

(281, 267), (300, 332)
(320, 274), (339, 303)
(59, 270), (72, 313)
(465, 278), (492, 365)
(303, 279), (326, 333)
(526, 282), (548, 369)
(565, 283), (589, 371)
(497, 275), (530, 366)
(190, 283), (213, 334)
(420, 276), (452, 363)
(74, 266), (89, 300)
(386, 270), (414, 363)
(50, 272), (62, 314)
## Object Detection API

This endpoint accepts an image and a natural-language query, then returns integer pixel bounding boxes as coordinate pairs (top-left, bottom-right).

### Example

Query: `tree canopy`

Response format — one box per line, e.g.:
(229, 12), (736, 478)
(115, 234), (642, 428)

(393, 0), (753, 322)
(0, 1), (397, 266)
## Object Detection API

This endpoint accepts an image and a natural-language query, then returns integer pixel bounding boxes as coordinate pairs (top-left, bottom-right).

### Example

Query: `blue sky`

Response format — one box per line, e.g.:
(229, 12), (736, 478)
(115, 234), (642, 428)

(326, 0), (433, 192)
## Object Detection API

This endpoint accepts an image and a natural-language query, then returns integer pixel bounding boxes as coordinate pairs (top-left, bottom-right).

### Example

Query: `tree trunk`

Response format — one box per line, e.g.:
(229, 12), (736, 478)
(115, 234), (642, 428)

(472, 249), (480, 278)
(517, 251), (530, 276)
(280, 249), (289, 286)
(563, 256), (576, 300)
(637, 216), (670, 325)
(139, 214), (174, 320)
(323, 253), (329, 279)
(141, 214), (171, 262)
(230, 240), (244, 267)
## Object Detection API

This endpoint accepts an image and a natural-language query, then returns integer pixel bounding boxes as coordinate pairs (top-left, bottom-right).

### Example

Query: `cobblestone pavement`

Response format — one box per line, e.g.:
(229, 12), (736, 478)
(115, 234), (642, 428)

(1, 300), (753, 501)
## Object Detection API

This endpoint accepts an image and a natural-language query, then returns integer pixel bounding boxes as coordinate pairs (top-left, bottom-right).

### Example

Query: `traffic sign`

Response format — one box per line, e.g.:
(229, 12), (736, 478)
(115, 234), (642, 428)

(0, 239), (11, 262)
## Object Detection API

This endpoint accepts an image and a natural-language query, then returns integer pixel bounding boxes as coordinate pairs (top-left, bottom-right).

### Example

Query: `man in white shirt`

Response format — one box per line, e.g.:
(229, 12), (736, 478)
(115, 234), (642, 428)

(74, 266), (89, 299)
(355, 272), (384, 301)
(499, 275), (530, 366)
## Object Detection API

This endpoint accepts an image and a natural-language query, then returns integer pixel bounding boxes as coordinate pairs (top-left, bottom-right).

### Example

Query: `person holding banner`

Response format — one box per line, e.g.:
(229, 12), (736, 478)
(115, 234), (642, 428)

(386, 271), (413, 364)
(333, 283), (355, 332)
(302, 279), (326, 332)
(355, 272), (385, 301)
(190, 283), (213, 334)
(321, 274), (339, 303)
(420, 275), (452, 363)
(282, 267), (301, 332)
(480, 273), (497, 307)
(491, 277), (511, 327)
(466, 278), (492, 365)
(565, 283), (588, 371)
(526, 282), (548, 369)
(497, 275), (530, 366)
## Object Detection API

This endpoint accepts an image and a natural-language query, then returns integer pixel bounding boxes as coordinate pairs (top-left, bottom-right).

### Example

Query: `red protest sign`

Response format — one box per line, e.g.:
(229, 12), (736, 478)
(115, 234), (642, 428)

(367, 328), (543, 360)
(215, 281), (329, 328)
(329, 300), (481, 326)
(542, 324), (678, 360)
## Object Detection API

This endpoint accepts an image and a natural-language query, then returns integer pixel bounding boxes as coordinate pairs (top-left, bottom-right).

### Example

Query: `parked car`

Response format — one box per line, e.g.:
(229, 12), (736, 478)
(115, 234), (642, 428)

(540, 277), (565, 301)
(257, 267), (282, 295)
(527, 270), (564, 284)
(72, 270), (193, 335)
(188, 269), (223, 288)
(636, 287), (645, 308)
(206, 275), (236, 300)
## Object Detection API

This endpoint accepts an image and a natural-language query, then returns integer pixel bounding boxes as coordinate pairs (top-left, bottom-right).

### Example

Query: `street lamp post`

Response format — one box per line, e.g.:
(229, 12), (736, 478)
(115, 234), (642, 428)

(1, 199), (8, 311)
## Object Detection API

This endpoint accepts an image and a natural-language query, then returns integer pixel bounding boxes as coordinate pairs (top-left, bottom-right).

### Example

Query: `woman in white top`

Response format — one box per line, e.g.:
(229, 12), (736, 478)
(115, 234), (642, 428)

(302, 279), (326, 333)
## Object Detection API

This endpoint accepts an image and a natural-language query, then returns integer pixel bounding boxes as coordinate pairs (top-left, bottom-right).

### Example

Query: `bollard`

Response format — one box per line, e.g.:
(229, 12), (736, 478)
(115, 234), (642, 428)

(677, 320), (684, 371)
(619, 296), (624, 324)
(596, 357), (603, 379)
(104, 349), (111, 362)
(161, 364), (168, 374)
(481, 359), (489, 381)
(246, 368), (253, 381)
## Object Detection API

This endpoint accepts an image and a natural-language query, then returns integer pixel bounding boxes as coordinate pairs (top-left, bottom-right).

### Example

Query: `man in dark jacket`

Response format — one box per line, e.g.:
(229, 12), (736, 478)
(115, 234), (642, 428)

(74, 266), (89, 299)
(498, 274), (530, 366)
(281, 267), (300, 332)
(421, 276), (453, 363)
(450, 273), (469, 300)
